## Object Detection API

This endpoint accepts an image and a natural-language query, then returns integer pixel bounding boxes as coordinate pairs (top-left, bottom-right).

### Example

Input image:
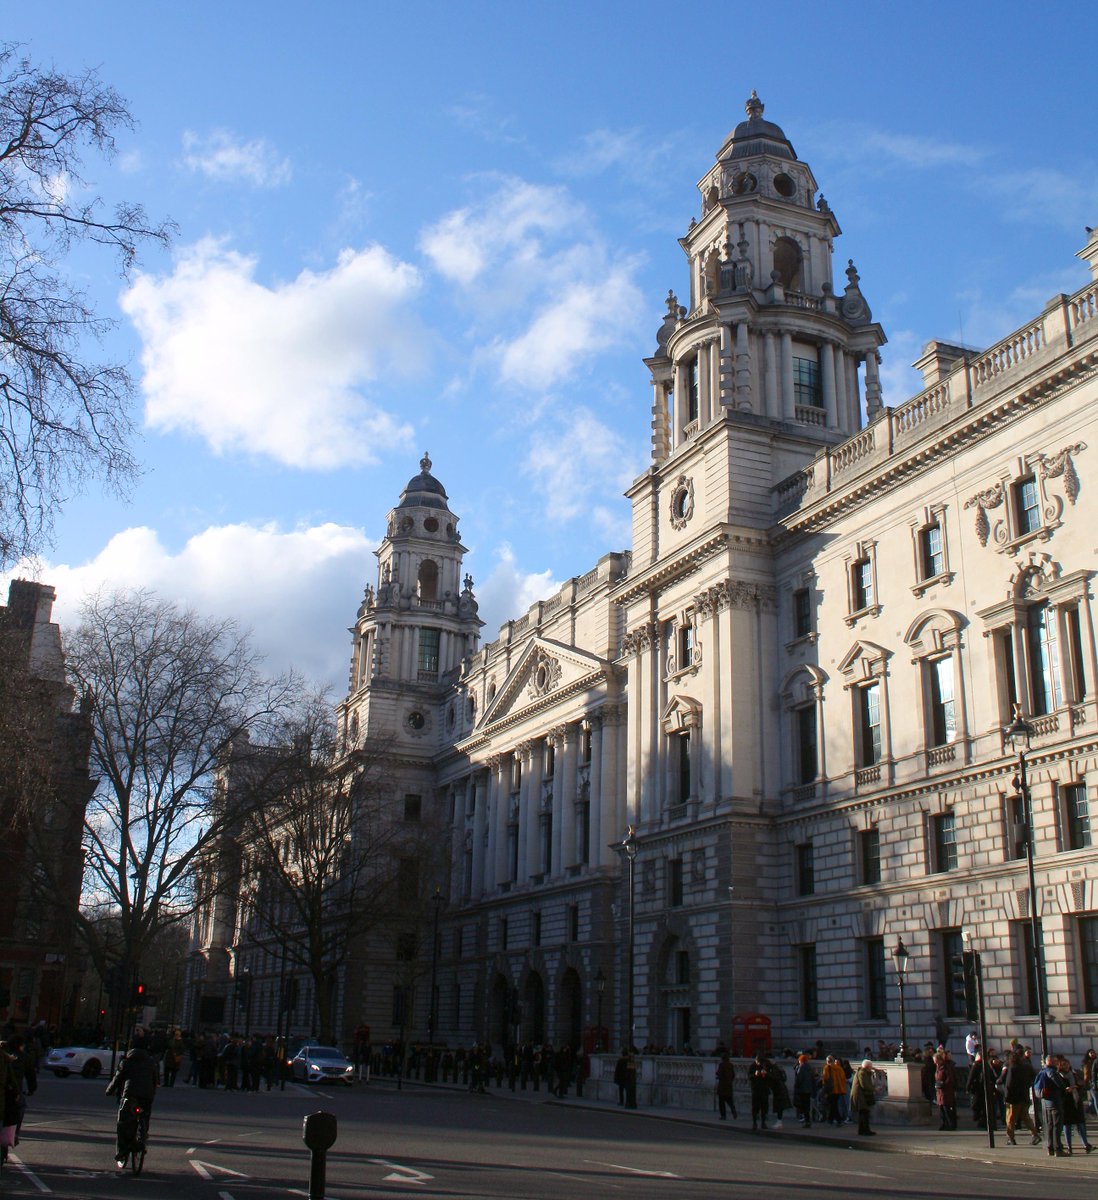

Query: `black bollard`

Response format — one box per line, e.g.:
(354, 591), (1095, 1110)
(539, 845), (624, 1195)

(302, 1111), (337, 1200)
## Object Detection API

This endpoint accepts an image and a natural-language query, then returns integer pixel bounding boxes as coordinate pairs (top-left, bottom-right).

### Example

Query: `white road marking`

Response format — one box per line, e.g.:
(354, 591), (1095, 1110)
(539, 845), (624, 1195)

(762, 1160), (888, 1179)
(218, 1192), (236, 1200)
(189, 1159), (250, 1180)
(368, 1157), (434, 1185)
(7, 1153), (51, 1192)
(584, 1158), (680, 1178)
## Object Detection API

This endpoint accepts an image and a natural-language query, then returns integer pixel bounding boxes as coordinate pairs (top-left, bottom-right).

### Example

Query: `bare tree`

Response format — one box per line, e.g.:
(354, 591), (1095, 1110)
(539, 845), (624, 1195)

(0, 45), (173, 565)
(61, 589), (292, 997)
(234, 699), (404, 1044)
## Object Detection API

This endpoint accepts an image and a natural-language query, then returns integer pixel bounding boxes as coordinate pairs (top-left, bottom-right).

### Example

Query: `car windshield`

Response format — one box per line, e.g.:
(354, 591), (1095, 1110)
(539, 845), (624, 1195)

(307, 1047), (342, 1057)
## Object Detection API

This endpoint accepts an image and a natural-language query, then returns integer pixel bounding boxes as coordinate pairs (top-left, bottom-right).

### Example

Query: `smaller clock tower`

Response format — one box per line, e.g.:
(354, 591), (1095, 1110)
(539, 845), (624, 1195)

(337, 453), (483, 753)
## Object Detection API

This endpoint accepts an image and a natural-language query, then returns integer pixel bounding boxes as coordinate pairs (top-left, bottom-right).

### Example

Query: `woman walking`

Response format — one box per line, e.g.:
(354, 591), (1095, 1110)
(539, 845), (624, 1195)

(849, 1060), (877, 1136)
(934, 1049), (958, 1131)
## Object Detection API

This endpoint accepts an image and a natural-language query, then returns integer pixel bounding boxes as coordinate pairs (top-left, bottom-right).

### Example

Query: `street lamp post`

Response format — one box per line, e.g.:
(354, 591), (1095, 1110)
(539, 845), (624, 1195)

(1004, 707), (1050, 1060)
(428, 886), (443, 1047)
(891, 937), (910, 1062)
(595, 968), (606, 1053)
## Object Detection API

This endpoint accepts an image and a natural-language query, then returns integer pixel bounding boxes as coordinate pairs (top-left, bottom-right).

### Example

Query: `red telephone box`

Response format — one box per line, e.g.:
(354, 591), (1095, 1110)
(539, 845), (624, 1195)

(730, 1013), (772, 1056)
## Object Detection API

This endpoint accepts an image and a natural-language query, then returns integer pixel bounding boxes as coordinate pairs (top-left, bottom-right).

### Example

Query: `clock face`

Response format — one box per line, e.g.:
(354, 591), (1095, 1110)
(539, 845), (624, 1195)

(407, 711), (425, 730)
(424, 517), (439, 533)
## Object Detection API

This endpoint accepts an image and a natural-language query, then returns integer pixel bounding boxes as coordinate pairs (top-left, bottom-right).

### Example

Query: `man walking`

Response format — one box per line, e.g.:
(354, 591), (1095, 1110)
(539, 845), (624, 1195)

(1034, 1053), (1067, 1156)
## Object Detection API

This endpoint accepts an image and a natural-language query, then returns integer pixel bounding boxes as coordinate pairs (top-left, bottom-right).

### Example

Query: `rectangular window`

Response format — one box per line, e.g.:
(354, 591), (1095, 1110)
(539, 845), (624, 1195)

(860, 827), (881, 884)
(866, 938), (888, 1021)
(569, 904), (580, 943)
(1015, 476), (1041, 535)
(677, 732), (691, 801)
(858, 683), (882, 766)
(1066, 606), (1087, 701)
(942, 929), (966, 1018)
(1080, 916), (1098, 1012)
(668, 857), (684, 907)
(403, 793), (422, 822)
(920, 522), (944, 579)
(796, 842), (814, 896)
(500, 916), (508, 949)
(677, 618), (695, 669)
(396, 931), (417, 961)
(999, 628), (1019, 716)
(1006, 792), (1027, 861)
(687, 357), (700, 423)
(417, 627), (441, 676)
(1064, 782), (1092, 850)
(676, 950), (690, 985)
(852, 558), (874, 611)
(1017, 921), (1040, 1015)
(1028, 603), (1063, 716)
(793, 356), (822, 408)
(933, 812), (958, 872)
(793, 587), (812, 639)
(796, 706), (818, 785)
(581, 725), (592, 764)
(543, 740), (555, 779)
(578, 800), (591, 865)
(800, 946), (818, 1021)
(928, 656), (956, 746)
(532, 912), (542, 947)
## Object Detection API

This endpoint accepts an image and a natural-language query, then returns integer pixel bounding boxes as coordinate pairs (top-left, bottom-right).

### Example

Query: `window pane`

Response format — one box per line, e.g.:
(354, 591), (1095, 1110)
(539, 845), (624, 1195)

(1081, 916), (1098, 1012)
(866, 939), (887, 1020)
(929, 656), (956, 746)
(935, 812), (957, 871)
(800, 946), (818, 1020)
(860, 683), (881, 765)
(1065, 783), (1092, 850)
(797, 843), (814, 896)
(793, 588), (811, 639)
(861, 827), (881, 884)
(921, 523), (944, 578)
(1027, 603), (1062, 716)
(418, 628), (441, 674)
(797, 706), (817, 784)
(793, 357), (821, 407)
(1016, 477), (1040, 534)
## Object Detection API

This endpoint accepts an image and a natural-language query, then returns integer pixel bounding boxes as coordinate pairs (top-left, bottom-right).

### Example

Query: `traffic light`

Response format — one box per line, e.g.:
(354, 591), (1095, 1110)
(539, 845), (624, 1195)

(950, 950), (978, 1022)
(132, 980), (146, 1006)
(236, 972), (252, 1010)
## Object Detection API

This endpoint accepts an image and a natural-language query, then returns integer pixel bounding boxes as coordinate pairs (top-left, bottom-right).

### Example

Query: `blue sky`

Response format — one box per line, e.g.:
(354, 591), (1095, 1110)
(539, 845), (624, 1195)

(5, 1), (1096, 689)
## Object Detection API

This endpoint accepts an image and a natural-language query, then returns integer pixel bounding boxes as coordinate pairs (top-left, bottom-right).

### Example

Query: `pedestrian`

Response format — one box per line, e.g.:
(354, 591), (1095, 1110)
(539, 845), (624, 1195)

(1061, 1055), (1095, 1154)
(162, 1033), (183, 1087)
(613, 1049), (628, 1106)
(1, 1034), (35, 1153)
(769, 1061), (791, 1128)
(934, 1049), (958, 1131)
(715, 1052), (737, 1120)
(1000, 1049), (1039, 1145)
(849, 1059), (877, 1136)
(967, 1051), (991, 1128)
(965, 1030), (979, 1062)
(1083, 1048), (1098, 1120)
(1033, 1053), (1067, 1156)
(821, 1055), (847, 1126)
(748, 1052), (771, 1131)
(793, 1053), (815, 1127)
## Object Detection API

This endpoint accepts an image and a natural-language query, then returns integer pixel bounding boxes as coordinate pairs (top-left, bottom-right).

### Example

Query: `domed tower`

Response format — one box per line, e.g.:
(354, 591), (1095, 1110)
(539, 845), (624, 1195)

(631, 91), (888, 565)
(338, 453), (483, 751)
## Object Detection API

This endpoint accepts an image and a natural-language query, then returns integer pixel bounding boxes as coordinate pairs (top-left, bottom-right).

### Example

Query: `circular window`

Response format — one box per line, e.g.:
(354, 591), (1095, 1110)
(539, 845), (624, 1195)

(535, 664), (549, 691)
(669, 474), (695, 530)
(407, 711), (425, 731)
(424, 517), (439, 533)
(773, 172), (795, 198)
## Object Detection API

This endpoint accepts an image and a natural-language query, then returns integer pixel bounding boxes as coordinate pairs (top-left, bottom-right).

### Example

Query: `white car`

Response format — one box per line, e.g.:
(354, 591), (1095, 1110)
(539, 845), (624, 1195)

(46, 1046), (108, 1078)
(289, 1045), (355, 1085)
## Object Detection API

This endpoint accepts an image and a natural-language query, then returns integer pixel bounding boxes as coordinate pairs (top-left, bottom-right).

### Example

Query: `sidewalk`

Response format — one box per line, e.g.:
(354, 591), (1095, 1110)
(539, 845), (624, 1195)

(404, 1074), (1098, 1170)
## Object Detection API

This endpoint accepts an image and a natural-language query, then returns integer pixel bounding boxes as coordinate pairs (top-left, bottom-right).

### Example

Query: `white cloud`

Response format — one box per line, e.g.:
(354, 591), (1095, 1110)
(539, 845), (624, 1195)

(420, 177), (645, 391)
(182, 129), (292, 188)
(122, 238), (422, 468)
(472, 544), (561, 640)
(4, 522), (376, 687)
(419, 177), (582, 286)
(525, 406), (640, 526)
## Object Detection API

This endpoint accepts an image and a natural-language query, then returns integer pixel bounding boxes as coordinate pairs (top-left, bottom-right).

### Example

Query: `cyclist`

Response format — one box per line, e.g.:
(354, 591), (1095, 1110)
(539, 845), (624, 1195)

(105, 1033), (158, 1168)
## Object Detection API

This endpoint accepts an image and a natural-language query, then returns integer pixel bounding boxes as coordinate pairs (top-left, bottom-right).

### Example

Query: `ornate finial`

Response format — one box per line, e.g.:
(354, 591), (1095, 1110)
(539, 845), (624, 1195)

(665, 289), (679, 317)
(420, 451), (432, 473)
(745, 90), (763, 119)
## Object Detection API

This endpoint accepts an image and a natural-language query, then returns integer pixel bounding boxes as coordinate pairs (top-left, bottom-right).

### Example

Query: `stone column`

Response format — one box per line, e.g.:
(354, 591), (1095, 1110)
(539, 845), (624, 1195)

(588, 714), (604, 863)
(734, 322), (753, 411)
(519, 743), (540, 882)
(833, 347), (848, 432)
(763, 332), (778, 419)
(780, 331), (795, 419)
(596, 706), (619, 864)
(472, 771), (488, 898)
(560, 723), (579, 869)
(673, 361), (687, 444)
(821, 342), (837, 427)
(846, 355), (862, 430)
(488, 756), (506, 889)
(707, 338), (720, 425)
(550, 728), (565, 876)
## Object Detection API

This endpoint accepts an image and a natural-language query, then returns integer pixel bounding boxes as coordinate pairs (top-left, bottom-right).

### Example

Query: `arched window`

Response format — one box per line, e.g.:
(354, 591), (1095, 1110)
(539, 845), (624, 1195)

(418, 559), (439, 601)
(772, 236), (803, 290)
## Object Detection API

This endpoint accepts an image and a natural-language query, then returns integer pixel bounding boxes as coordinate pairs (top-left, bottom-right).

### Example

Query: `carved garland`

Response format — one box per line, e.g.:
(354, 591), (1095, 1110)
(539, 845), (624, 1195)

(670, 474), (695, 530)
(964, 443), (1085, 547)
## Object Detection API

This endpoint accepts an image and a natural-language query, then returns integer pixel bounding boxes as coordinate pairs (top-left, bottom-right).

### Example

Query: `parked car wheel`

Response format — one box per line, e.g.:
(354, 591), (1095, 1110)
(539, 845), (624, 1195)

(81, 1059), (101, 1078)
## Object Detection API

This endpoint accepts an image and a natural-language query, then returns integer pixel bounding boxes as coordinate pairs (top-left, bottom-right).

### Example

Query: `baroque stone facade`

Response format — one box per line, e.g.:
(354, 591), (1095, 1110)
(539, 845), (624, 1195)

(212, 95), (1098, 1060)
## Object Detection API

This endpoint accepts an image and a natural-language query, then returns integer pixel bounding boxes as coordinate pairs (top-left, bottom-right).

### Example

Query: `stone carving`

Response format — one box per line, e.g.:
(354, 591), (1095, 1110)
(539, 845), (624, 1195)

(669, 474), (695, 530)
(621, 623), (657, 656)
(840, 259), (872, 324)
(964, 482), (1005, 547)
(1041, 442), (1086, 502)
(528, 649), (562, 698)
(966, 443), (1086, 547)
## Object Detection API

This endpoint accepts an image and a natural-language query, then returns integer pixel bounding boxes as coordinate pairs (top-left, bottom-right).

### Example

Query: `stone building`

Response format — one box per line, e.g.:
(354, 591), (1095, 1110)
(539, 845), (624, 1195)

(207, 93), (1098, 1060)
(0, 580), (94, 1032)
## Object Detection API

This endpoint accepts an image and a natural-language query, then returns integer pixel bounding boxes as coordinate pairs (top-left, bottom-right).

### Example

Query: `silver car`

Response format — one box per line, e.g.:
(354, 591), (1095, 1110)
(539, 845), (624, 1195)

(290, 1044), (355, 1085)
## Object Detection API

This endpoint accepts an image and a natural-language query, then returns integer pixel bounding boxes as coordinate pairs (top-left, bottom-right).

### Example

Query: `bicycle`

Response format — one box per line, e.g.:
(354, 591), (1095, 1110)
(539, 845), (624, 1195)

(115, 1097), (149, 1175)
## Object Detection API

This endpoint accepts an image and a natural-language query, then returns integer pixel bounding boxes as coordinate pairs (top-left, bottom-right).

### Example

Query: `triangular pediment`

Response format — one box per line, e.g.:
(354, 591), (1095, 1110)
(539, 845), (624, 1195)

(480, 637), (610, 727)
(837, 639), (890, 680)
